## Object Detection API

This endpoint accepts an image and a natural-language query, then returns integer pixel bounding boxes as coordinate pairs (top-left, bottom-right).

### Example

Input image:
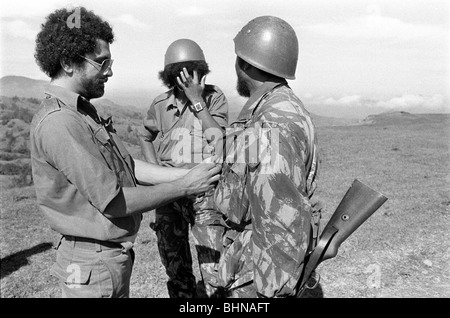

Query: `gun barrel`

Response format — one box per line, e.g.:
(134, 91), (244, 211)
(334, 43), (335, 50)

(321, 179), (387, 261)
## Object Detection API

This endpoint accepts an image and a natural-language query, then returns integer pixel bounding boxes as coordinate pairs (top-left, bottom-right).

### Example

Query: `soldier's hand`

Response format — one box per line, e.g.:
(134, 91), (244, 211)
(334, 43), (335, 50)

(176, 68), (205, 105)
(202, 154), (223, 165)
(180, 162), (221, 197)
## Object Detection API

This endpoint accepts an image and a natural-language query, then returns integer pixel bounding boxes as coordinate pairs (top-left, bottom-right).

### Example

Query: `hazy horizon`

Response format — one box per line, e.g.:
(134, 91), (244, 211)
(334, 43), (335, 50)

(1, 0), (449, 118)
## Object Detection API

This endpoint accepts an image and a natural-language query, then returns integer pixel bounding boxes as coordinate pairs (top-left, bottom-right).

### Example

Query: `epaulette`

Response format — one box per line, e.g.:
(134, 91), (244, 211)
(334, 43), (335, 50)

(152, 91), (171, 106)
(34, 96), (62, 126)
(204, 84), (223, 95)
(42, 95), (62, 111)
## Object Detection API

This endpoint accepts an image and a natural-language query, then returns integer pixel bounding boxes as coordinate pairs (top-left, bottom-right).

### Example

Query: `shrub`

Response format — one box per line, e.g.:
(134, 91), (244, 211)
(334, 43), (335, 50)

(13, 163), (33, 187)
(0, 152), (27, 161)
(26, 97), (40, 105)
(1, 106), (34, 124)
(0, 161), (23, 175)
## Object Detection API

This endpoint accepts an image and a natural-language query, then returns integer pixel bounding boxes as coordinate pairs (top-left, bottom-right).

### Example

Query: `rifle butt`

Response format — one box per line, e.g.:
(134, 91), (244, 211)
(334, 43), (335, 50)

(321, 179), (387, 261)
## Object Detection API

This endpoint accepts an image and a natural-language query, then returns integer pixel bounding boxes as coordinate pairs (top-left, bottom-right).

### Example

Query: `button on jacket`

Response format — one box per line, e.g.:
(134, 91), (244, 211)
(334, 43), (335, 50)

(30, 85), (141, 242)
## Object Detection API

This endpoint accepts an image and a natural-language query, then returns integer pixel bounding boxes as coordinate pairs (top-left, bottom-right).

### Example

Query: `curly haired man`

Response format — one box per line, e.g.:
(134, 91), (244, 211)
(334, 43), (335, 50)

(31, 7), (220, 298)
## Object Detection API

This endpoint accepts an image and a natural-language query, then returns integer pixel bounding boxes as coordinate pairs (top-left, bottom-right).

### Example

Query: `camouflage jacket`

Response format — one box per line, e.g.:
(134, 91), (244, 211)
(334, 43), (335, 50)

(212, 80), (319, 297)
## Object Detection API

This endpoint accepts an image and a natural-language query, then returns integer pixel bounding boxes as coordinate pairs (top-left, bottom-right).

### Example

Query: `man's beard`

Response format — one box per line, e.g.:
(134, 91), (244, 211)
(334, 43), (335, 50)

(81, 76), (105, 100)
(236, 74), (251, 98)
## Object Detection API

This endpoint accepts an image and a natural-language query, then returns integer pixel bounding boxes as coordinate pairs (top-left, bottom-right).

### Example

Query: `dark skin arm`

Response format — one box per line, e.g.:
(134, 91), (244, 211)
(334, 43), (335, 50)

(177, 68), (225, 157)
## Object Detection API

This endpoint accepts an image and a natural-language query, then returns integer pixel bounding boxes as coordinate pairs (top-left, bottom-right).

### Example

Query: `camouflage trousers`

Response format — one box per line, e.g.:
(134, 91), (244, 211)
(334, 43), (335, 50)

(150, 200), (224, 298)
(215, 198), (324, 298)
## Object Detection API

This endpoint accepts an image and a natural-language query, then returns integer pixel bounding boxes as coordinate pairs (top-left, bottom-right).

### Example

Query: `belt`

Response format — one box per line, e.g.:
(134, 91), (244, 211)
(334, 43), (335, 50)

(62, 235), (133, 252)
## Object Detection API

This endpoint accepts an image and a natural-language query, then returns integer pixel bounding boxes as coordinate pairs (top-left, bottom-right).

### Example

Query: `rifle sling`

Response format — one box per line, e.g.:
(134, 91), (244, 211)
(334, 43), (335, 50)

(296, 226), (339, 296)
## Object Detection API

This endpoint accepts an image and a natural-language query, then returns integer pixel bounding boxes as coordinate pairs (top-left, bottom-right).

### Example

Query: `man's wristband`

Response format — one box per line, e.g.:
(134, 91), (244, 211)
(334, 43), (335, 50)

(192, 102), (204, 113)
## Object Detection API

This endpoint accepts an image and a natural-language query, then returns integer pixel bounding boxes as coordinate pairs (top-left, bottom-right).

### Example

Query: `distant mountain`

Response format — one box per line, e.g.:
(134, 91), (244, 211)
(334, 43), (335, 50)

(228, 110), (359, 127)
(310, 113), (359, 127)
(361, 111), (450, 126)
(0, 76), (50, 99)
(91, 98), (145, 121)
(0, 75), (365, 127)
(0, 75), (145, 116)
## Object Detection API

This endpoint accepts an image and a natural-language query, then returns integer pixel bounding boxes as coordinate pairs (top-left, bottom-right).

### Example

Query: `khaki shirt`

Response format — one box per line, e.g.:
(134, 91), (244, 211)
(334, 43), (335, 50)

(141, 85), (228, 168)
(30, 85), (141, 241)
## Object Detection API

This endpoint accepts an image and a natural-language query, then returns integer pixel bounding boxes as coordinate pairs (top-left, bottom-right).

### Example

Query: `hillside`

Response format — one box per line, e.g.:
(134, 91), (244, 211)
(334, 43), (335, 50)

(1, 100), (449, 298)
(0, 95), (144, 146)
(361, 111), (450, 126)
(1, 77), (450, 299)
(0, 75), (146, 115)
(2, 75), (448, 189)
(1, 75), (361, 128)
(0, 76), (50, 99)
(227, 111), (359, 127)
(0, 94), (145, 189)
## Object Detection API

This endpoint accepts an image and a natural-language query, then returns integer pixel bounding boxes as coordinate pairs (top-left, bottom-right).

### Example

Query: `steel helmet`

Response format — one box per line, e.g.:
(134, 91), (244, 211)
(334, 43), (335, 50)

(164, 39), (206, 66)
(233, 16), (298, 79)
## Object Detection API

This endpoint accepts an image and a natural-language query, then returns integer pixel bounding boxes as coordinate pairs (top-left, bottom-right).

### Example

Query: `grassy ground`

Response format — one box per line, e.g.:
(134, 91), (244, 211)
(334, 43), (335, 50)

(1, 114), (449, 298)
(310, 116), (450, 298)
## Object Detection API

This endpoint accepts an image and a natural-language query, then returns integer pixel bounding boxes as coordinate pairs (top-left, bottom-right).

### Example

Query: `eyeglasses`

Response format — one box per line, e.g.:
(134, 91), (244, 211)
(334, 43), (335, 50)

(79, 55), (114, 75)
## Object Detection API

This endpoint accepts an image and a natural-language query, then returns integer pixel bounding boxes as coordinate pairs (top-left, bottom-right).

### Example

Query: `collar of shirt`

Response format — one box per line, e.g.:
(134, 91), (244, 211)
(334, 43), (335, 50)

(44, 84), (102, 124)
(233, 80), (287, 124)
(165, 88), (188, 115)
(44, 84), (79, 109)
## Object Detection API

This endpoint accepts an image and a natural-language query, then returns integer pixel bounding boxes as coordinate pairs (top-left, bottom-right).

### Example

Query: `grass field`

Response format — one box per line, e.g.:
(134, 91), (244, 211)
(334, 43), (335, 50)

(1, 112), (449, 298)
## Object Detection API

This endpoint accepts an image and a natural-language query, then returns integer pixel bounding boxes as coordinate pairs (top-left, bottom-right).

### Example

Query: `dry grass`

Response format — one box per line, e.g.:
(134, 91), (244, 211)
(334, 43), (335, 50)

(1, 114), (449, 298)
(310, 117), (450, 298)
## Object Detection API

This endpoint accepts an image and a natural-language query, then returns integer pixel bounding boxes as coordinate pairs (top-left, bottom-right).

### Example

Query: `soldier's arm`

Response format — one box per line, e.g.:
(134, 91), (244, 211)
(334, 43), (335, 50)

(247, 122), (311, 298)
(176, 68), (227, 148)
(140, 101), (160, 164)
(133, 158), (189, 184)
(139, 137), (158, 164)
(106, 162), (221, 218)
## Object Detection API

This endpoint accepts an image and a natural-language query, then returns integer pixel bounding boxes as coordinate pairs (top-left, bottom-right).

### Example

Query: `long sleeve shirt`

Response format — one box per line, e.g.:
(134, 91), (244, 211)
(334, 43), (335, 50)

(212, 80), (319, 297)
(30, 85), (140, 241)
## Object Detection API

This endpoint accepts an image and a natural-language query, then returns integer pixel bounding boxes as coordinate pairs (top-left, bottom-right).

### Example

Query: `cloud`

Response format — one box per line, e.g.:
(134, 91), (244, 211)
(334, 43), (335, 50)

(112, 14), (152, 31)
(0, 0), (63, 18)
(176, 6), (208, 17)
(3, 19), (37, 40)
(323, 95), (365, 107)
(304, 12), (448, 42)
(375, 94), (446, 110)
(305, 94), (448, 112)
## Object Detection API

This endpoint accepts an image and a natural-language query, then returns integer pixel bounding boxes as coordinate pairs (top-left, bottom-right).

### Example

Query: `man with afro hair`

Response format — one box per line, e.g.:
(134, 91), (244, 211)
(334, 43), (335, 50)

(31, 7), (220, 298)
(139, 39), (228, 298)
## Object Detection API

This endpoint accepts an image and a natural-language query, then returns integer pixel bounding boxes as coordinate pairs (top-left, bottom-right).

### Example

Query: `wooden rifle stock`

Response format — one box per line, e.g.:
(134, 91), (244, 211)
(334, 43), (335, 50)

(296, 179), (388, 297)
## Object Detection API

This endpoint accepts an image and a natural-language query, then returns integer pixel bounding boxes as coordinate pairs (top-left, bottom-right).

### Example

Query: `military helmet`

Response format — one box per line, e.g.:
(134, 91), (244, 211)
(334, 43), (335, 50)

(164, 39), (206, 66)
(233, 16), (298, 79)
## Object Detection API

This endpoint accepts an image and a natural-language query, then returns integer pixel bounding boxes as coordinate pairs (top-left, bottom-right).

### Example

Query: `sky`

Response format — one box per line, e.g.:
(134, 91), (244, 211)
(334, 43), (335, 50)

(0, 0), (449, 118)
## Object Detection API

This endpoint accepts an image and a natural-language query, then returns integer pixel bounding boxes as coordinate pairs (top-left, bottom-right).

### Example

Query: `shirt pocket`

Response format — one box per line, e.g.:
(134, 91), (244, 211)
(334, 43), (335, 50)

(92, 127), (128, 186)
(155, 120), (180, 162)
(92, 126), (112, 160)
